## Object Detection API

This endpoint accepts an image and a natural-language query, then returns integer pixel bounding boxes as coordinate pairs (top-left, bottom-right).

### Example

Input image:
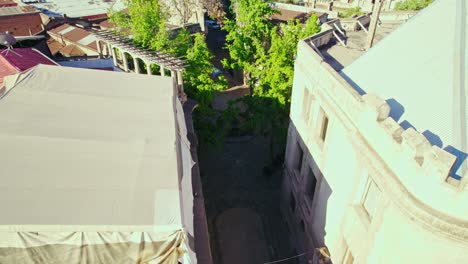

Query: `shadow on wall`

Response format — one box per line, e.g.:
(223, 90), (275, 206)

(443, 146), (467, 180)
(336, 82), (468, 181)
(288, 122), (333, 261)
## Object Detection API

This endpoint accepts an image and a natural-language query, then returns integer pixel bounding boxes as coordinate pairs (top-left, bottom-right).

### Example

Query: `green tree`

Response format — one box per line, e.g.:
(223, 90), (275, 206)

(395, 0), (433, 10)
(186, 34), (229, 148)
(110, 0), (169, 49)
(185, 33), (227, 106)
(256, 15), (320, 106)
(338, 7), (365, 18)
(222, 0), (277, 86)
(235, 16), (320, 159)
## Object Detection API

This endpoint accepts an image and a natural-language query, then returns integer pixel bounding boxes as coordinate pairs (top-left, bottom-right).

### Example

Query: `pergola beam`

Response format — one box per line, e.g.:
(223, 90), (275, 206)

(93, 30), (186, 71)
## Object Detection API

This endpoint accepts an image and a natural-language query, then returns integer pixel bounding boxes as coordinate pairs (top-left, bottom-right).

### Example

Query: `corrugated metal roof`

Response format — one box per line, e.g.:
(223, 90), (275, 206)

(77, 34), (97, 46)
(0, 5), (38, 16)
(28, 0), (124, 19)
(48, 24), (99, 53)
(0, 48), (57, 88)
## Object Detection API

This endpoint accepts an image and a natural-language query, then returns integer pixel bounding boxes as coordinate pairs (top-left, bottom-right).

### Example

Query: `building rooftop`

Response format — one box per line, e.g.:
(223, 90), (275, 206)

(0, 64), (183, 226)
(315, 22), (401, 71)
(0, 5), (37, 16)
(0, 5), (43, 36)
(0, 0), (17, 8)
(342, 0), (467, 179)
(47, 24), (103, 56)
(28, 0), (124, 19)
(0, 48), (57, 88)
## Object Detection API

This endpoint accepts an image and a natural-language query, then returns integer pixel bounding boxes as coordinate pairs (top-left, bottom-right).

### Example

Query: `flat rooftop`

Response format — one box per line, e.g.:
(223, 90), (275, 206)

(318, 23), (401, 71)
(0, 65), (181, 226)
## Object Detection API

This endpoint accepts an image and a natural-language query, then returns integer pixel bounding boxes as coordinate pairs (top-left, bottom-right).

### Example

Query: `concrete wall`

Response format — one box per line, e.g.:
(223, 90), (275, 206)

(282, 39), (468, 263)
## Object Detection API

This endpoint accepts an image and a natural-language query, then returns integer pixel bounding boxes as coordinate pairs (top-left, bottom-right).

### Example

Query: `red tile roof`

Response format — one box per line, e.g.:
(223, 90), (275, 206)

(0, 48), (57, 87)
(0, 0), (17, 8)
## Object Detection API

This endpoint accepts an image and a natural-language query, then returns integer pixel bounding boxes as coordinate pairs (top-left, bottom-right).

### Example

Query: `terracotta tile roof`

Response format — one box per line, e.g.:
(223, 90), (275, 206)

(0, 48), (57, 87)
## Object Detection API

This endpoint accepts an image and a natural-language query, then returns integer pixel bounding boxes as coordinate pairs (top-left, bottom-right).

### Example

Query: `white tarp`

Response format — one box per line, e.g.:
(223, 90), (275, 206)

(0, 65), (196, 263)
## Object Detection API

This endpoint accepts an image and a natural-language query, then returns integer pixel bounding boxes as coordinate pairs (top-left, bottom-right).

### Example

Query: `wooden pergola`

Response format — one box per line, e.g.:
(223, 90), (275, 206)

(93, 30), (187, 100)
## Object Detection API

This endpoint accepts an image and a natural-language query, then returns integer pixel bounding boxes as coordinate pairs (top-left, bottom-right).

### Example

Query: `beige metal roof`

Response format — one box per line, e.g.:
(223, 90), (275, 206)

(0, 65), (182, 227)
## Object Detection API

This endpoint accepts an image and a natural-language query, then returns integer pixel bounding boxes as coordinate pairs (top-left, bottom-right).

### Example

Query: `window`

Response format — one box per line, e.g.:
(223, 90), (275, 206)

(293, 142), (303, 171)
(319, 108), (329, 142)
(362, 177), (381, 221)
(290, 192), (296, 212)
(305, 167), (317, 202)
(302, 88), (312, 122)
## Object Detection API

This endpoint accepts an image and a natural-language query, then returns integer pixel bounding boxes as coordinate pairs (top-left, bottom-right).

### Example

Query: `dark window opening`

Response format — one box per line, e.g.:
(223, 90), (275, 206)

(320, 114), (329, 141)
(290, 192), (296, 212)
(294, 142), (304, 171)
(306, 167), (317, 202)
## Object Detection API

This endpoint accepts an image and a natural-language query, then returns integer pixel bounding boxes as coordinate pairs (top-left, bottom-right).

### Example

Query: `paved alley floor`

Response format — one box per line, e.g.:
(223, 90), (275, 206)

(199, 136), (294, 264)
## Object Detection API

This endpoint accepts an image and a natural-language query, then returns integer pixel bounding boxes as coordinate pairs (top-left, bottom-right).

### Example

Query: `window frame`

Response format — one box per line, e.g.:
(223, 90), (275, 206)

(301, 87), (313, 124)
(304, 166), (318, 203)
(361, 176), (381, 221)
(319, 111), (329, 142)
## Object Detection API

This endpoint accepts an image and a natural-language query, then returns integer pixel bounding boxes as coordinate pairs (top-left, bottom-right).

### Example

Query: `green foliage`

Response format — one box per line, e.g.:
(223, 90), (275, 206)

(109, 0), (187, 55)
(193, 102), (239, 150)
(111, 0), (227, 149)
(110, 0), (168, 48)
(256, 16), (320, 106)
(223, 10), (321, 155)
(395, 0), (433, 10)
(185, 33), (227, 106)
(223, 0), (278, 85)
(338, 7), (365, 18)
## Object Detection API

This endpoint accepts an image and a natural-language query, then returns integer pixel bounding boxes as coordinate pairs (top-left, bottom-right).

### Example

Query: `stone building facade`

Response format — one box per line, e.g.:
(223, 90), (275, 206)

(281, 0), (468, 263)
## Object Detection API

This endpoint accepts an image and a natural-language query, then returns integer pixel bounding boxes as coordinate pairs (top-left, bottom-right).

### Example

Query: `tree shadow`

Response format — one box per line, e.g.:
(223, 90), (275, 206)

(283, 122), (332, 263)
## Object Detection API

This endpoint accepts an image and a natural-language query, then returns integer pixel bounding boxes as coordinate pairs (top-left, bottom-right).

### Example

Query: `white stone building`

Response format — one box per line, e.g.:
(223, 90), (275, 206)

(281, 0), (468, 263)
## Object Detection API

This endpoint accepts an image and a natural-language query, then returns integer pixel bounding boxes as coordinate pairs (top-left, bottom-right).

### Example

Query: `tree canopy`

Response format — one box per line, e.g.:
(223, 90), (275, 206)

(110, 0), (228, 148)
(222, 1), (321, 155)
(256, 16), (320, 106)
(222, 0), (278, 85)
(395, 0), (433, 10)
(185, 34), (227, 106)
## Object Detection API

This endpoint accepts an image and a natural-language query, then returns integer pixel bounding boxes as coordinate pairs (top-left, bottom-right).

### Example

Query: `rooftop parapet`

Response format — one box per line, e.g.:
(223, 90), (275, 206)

(294, 36), (468, 240)
(297, 35), (465, 197)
